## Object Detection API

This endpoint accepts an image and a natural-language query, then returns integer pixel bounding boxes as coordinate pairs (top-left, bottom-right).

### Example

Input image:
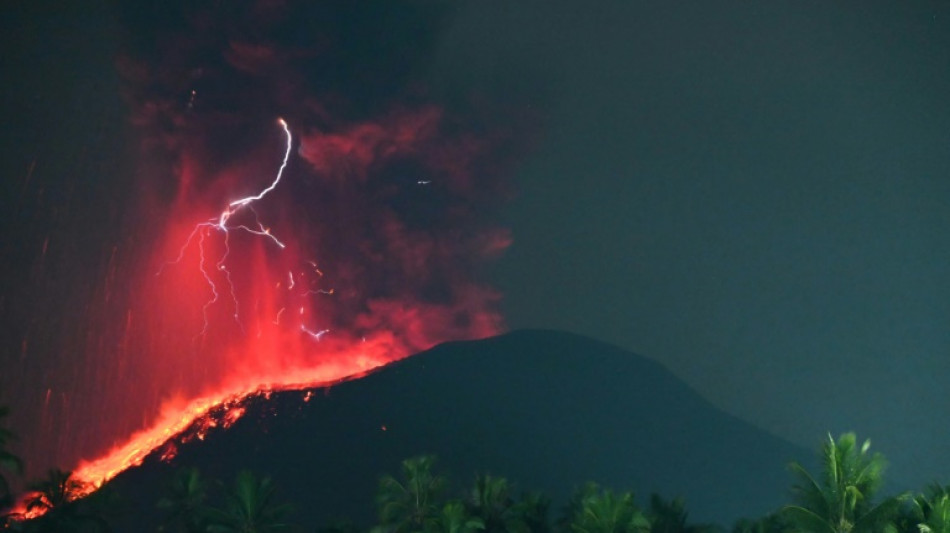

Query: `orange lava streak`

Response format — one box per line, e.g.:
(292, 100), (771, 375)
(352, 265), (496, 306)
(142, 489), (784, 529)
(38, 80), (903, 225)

(70, 350), (394, 495)
(48, 108), (508, 508)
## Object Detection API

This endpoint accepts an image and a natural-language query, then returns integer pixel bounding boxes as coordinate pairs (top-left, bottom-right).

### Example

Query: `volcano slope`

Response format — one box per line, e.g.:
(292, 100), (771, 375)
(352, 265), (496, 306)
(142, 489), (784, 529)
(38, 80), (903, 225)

(102, 329), (810, 530)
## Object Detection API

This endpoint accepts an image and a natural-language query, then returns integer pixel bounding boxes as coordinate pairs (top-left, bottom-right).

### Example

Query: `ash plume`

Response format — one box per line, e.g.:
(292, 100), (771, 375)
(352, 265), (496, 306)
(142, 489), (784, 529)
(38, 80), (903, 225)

(17, 0), (533, 484)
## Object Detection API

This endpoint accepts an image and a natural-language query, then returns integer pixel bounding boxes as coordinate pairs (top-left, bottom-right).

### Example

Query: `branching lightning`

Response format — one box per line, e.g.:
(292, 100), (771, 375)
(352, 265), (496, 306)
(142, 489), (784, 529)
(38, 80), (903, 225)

(157, 118), (324, 338)
(227, 119), (292, 209)
(301, 325), (330, 341)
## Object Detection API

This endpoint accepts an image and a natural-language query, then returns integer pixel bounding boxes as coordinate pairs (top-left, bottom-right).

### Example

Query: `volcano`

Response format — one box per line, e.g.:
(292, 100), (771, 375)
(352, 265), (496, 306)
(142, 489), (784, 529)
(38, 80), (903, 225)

(93, 329), (809, 530)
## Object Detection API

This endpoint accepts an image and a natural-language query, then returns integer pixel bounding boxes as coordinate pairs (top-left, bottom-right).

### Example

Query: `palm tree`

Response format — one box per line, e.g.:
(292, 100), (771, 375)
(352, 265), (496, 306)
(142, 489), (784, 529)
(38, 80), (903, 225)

(0, 404), (24, 507)
(907, 485), (950, 533)
(315, 520), (363, 533)
(562, 482), (650, 533)
(206, 470), (294, 533)
(782, 432), (904, 533)
(467, 474), (528, 533)
(427, 501), (485, 533)
(514, 491), (551, 533)
(25, 468), (86, 514)
(20, 468), (113, 532)
(374, 455), (446, 533)
(157, 467), (210, 533)
(731, 514), (790, 533)
(646, 494), (719, 533)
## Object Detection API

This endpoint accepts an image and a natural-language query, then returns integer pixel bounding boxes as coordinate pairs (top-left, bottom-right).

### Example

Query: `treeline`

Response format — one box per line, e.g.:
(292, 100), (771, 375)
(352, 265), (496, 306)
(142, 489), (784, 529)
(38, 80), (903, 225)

(2, 408), (949, 533)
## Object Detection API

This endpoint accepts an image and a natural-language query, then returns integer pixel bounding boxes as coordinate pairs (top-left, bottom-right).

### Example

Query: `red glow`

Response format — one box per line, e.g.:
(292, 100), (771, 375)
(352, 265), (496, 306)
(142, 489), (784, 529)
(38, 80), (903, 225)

(45, 109), (508, 500)
(70, 350), (394, 494)
(4, 492), (47, 523)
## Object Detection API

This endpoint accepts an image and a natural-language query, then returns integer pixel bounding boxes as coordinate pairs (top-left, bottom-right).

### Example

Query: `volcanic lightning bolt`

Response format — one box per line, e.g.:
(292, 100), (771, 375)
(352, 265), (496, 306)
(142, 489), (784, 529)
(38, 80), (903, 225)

(6, 4), (526, 526)
(63, 118), (365, 498)
(227, 119), (292, 212)
(159, 118), (294, 336)
(6, 100), (511, 520)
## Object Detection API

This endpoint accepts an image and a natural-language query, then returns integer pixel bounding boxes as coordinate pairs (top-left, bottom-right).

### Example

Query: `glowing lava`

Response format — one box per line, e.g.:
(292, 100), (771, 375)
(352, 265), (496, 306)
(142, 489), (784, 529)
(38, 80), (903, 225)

(158, 118), (294, 337)
(6, 5), (526, 526)
(71, 354), (387, 496)
(59, 113), (505, 497)
(68, 119), (370, 492)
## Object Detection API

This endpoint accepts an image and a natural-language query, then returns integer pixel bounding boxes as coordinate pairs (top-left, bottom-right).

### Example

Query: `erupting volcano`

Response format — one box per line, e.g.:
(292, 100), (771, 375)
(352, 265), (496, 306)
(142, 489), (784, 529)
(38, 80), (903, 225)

(74, 111), (498, 491)
(4, 0), (530, 505)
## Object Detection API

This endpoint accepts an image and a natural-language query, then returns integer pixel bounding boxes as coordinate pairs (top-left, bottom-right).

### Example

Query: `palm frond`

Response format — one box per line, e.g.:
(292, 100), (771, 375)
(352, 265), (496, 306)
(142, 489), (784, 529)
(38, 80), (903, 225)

(852, 495), (904, 533)
(782, 505), (836, 533)
(788, 462), (830, 518)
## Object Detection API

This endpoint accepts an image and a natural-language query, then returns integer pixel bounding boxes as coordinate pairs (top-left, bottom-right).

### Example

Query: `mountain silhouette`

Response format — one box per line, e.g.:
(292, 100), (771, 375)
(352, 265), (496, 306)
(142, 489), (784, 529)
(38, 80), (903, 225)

(104, 329), (811, 529)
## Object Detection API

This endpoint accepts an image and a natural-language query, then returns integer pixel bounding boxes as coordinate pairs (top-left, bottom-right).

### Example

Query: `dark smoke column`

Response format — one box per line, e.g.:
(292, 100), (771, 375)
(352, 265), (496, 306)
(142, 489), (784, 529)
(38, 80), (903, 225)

(48, 0), (535, 485)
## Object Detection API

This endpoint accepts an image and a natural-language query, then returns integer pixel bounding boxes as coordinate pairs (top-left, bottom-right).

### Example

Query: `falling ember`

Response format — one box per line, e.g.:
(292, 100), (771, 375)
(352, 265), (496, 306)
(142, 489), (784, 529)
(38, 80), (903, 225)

(6, 2), (531, 517)
(70, 362), (386, 496)
(157, 118), (294, 338)
(61, 114), (506, 493)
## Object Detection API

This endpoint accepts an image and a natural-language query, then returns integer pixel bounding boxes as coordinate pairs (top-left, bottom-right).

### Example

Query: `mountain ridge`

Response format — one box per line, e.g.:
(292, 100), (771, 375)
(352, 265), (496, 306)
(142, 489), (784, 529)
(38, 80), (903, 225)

(104, 329), (813, 529)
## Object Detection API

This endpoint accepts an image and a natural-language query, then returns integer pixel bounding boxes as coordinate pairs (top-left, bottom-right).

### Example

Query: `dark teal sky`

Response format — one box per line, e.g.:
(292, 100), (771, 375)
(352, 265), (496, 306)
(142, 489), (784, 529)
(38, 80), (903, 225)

(2, 0), (949, 491)
(431, 1), (950, 486)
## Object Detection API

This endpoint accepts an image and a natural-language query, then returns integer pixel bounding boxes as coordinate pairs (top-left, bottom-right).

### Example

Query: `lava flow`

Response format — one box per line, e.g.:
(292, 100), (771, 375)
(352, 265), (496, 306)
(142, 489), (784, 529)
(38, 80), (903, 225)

(4, 4), (528, 517)
(61, 107), (508, 497)
(70, 359), (384, 496)
(66, 118), (383, 494)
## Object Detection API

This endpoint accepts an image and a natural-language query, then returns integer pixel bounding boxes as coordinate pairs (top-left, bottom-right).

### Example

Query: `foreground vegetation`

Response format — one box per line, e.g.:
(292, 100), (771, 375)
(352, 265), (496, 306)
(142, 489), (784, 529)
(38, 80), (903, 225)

(1, 401), (948, 532)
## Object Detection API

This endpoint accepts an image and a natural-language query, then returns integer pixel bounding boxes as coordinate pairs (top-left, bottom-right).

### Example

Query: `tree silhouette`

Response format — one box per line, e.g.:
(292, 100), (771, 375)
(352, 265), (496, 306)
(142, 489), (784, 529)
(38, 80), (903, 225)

(157, 467), (210, 533)
(646, 494), (719, 533)
(0, 404), (24, 509)
(730, 513), (790, 533)
(514, 491), (551, 533)
(206, 470), (294, 533)
(25, 469), (86, 515)
(316, 520), (363, 533)
(20, 468), (114, 532)
(374, 455), (446, 533)
(903, 484), (950, 533)
(562, 482), (650, 533)
(917, 493), (950, 533)
(467, 474), (529, 533)
(427, 501), (485, 533)
(782, 432), (904, 533)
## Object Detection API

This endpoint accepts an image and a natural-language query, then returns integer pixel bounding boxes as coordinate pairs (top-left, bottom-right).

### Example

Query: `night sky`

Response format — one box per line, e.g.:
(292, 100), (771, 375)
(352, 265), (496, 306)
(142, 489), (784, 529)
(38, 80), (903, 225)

(2, 0), (950, 493)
